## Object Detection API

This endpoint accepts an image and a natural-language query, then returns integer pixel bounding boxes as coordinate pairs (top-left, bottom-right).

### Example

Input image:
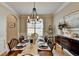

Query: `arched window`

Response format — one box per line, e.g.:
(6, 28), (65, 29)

(27, 19), (43, 37)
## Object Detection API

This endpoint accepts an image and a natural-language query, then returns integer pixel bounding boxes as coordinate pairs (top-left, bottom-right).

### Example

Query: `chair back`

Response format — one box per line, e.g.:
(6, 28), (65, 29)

(8, 38), (19, 51)
(19, 36), (24, 43)
(47, 40), (54, 51)
(44, 36), (48, 42)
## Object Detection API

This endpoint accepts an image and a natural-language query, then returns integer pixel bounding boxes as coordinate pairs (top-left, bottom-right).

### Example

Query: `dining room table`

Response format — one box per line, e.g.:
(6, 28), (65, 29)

(12, 37), (52, 56)
(17, 42), (52, 56)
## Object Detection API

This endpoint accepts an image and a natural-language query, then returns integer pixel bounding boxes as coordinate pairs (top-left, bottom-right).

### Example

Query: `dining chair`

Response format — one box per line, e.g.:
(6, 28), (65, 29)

(19, 35), (25, 43)
(44, 36), (48, 42)
(6, 38), (19, 56)
(47, 39), (56, 56)
(8, 38), (19, 51)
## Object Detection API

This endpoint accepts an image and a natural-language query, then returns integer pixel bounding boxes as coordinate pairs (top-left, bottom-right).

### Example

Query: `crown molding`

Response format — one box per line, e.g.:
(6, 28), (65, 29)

(55, 2), (70, 14)
(0, 2), (18, 15)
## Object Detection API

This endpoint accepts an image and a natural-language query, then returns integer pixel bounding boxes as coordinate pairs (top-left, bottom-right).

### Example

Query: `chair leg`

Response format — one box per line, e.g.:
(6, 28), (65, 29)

(53, 43), (56, 50)
(62, 46), (63, 50)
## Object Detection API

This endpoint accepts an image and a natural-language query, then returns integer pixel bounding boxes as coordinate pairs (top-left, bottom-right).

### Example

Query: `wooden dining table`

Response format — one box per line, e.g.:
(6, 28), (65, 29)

(17, 42), (52, 56)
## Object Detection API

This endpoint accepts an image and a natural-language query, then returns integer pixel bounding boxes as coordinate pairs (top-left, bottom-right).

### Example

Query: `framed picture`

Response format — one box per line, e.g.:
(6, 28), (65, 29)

(8, 15), (17, 28)
(9, 22), (15, 28)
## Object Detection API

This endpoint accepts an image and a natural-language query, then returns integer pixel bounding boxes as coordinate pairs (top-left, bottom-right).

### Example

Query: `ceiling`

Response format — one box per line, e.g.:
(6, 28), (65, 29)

(5, 2), (65, 15)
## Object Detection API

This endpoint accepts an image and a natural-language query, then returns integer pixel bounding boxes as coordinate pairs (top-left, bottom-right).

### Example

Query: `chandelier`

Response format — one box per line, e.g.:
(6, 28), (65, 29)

(27, 2), (41, 23)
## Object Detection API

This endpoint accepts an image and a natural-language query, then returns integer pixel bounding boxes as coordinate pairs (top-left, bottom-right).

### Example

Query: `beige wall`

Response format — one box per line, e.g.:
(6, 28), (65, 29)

(0, 3), (19, 52)
(19, 14), (53, 36)
(53, 2), (79, 36)
(7, 15), (19, 42)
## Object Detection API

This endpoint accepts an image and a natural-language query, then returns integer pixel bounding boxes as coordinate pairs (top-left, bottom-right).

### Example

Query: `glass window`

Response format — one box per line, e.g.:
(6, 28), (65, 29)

(27, 19), (43, 37)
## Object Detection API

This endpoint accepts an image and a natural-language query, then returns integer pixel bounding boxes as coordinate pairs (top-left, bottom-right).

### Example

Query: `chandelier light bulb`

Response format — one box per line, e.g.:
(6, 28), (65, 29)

(28, 16), (30, 19)
(37, 16), (39, 19)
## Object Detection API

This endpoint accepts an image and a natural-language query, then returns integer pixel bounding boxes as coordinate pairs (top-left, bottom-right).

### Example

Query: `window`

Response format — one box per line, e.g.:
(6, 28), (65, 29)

(27, 19), (43, 37)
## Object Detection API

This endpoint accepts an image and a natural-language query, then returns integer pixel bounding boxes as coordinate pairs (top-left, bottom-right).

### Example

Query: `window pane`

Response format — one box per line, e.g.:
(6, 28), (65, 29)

(36, 29), (43, 36)
(27, 29), (34, 36)
(27, 23), (34, 28)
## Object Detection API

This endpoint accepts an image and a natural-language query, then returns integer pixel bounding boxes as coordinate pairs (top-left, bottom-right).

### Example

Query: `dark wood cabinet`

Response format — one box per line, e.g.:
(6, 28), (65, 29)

(55, 36), (79, 56)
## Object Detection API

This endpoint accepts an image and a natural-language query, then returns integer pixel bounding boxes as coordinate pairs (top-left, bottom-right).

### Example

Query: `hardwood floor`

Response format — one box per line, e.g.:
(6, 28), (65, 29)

(6, 50), (22, 56)
(38, 50), (53, 56)
(53, 43), (65, 56)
